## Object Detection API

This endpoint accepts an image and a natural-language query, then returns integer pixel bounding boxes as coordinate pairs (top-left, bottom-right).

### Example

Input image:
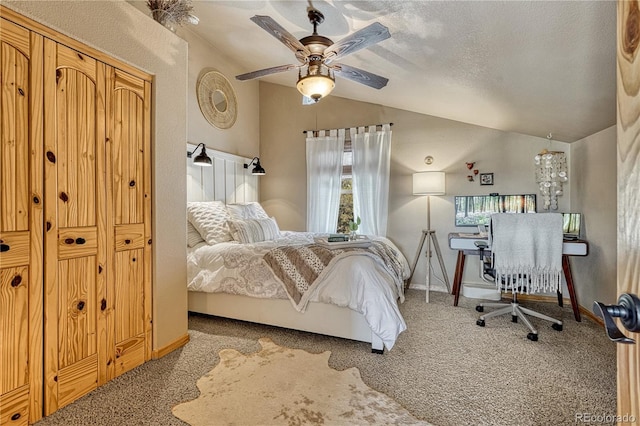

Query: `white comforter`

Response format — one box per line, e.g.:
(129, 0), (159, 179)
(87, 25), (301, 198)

(187, 231), (410, 349)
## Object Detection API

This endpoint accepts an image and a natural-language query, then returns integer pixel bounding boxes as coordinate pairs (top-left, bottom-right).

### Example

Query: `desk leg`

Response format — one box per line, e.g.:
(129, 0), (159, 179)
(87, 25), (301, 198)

(452, 251), (466, 307)
(562, 254), (582, 322)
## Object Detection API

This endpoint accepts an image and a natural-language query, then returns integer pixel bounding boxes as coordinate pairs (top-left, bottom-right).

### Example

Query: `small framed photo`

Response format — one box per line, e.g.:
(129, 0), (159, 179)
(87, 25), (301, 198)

(480, 173), (494, 186)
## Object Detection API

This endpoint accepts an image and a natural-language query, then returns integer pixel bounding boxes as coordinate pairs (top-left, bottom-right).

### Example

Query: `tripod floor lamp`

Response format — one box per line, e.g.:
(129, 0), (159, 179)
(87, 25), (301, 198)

(409, 171), (451, 302)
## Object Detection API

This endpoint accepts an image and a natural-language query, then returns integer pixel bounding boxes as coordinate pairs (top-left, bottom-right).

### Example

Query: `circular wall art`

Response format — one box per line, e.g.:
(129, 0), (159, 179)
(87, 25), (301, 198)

(196, 69), (237, 129)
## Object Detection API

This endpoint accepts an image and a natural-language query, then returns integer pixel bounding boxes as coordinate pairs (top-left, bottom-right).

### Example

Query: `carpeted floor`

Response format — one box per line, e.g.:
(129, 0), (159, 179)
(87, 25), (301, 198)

(35, 290), (616, 426)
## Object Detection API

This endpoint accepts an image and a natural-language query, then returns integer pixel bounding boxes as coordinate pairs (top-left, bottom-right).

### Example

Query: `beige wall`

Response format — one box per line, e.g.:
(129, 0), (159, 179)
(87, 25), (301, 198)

(259, 82), (577, 293)
(182, 28), (260, 157)
(570, 126), (617, 305)
(4, 0), (189, 350)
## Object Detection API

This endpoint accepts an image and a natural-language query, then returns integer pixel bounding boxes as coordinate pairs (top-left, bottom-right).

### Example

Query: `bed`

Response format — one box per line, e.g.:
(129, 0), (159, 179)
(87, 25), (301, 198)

(185, 146), (409, 352)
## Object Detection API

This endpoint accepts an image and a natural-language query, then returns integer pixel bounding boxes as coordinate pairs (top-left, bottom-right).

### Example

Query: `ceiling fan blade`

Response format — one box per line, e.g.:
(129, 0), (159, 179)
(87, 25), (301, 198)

(324, 22), (390, 63)
(250, 15), (310, 58)
(332, 63), (389, 89)
(236, 64), (299, 81)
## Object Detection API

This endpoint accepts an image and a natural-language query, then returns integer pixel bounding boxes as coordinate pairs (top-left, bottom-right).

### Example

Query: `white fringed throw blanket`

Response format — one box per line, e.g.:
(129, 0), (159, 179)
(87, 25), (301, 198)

(490, 213), (563, 294)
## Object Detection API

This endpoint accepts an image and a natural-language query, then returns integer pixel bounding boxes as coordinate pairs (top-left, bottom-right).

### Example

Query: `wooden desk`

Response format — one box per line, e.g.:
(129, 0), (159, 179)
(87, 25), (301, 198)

(448, 233), (588, 322)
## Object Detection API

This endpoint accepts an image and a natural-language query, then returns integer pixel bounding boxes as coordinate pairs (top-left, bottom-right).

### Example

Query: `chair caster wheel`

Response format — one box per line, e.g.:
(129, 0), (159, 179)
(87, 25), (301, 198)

(475, 306), (484, 312)
(512, 315), (518, 323)
(527, 333), (538, 341)
(552, 323), (563, 331)
(476, 319), (485, 327)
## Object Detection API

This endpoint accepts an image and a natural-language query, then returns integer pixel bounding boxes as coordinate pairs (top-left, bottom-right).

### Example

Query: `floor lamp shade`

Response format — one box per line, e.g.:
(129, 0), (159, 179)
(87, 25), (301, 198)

(413, 172), (446, 195)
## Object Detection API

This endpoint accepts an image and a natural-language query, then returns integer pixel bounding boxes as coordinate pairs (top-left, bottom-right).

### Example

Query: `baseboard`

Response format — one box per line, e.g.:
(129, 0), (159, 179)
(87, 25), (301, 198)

(578, 305), (604, 326)
(408, 282), (449, 292)
(152, 333), (190, 359)
(512, 294), (604, 326)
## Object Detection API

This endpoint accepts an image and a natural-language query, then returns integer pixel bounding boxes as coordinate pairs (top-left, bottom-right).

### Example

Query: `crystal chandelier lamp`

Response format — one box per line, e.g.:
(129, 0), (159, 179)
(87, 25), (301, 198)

(534, 147), (568, 210)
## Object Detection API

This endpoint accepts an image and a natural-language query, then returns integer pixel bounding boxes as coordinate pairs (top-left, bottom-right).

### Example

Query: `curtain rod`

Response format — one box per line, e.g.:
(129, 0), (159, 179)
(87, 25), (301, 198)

(302, 122), (393, 134)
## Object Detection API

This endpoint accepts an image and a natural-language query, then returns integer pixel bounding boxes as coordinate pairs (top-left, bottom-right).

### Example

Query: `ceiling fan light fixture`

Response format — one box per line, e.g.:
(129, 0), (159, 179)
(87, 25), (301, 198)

(296, 71), (335, 102)
(236, 13), (390, 96)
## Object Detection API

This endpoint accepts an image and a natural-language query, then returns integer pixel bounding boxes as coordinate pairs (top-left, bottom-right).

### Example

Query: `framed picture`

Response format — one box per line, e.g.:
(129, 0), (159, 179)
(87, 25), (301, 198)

(480, 173), (494, 186)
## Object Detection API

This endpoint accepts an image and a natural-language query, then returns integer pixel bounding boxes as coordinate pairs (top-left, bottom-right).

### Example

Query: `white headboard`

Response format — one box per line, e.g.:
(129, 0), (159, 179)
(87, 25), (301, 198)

(186, 143), (259, 203)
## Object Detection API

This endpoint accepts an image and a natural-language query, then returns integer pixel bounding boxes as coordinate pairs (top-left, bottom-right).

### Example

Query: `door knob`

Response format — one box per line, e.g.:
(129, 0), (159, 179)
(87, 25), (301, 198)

(593, 293), (640, 344)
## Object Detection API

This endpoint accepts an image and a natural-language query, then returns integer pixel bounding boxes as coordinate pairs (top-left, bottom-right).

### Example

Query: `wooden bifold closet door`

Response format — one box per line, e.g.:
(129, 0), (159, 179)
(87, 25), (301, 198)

(42, 40), (104, 414)
(0, 8), (152, 422)
(42, 41), (152, 416)
(0, 18), (44, 426)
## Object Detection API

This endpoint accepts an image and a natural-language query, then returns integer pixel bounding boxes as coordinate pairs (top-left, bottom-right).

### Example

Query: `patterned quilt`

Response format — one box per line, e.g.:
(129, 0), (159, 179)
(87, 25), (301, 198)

(263, 241), (405, 311)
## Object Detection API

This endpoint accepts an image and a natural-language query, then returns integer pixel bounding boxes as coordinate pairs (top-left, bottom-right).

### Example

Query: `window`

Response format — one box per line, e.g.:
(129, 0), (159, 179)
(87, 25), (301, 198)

(337, 140), (354, 233)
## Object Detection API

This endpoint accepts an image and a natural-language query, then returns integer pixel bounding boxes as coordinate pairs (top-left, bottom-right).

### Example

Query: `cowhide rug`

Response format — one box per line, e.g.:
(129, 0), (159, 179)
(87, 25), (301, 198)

(172, 337), (430, 425)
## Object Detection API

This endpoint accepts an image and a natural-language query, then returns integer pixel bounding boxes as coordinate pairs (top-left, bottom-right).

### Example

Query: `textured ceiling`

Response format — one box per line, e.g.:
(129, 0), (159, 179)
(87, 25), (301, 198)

(139, 1), (617, 142)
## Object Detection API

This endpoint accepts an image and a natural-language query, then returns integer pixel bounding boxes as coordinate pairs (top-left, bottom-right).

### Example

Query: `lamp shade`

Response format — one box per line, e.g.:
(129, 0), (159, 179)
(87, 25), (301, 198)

(188, 143), (212, 167)
(244, 157), (266, 176)
(413, 172), (445, 195)
(193, 149), (212, 166)
(251, 158), (266, 175)
(296, 74), (335, 102)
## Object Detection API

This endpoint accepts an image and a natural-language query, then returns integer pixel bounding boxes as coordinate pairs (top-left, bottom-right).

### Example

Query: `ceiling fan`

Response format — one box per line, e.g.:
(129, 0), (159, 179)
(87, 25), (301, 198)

(235, 7), (391, 103)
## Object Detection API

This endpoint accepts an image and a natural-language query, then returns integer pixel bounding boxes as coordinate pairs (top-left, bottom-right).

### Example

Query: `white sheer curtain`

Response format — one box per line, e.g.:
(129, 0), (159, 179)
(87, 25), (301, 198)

(351, 124), (392, 236)
(306, 129), (345, 232)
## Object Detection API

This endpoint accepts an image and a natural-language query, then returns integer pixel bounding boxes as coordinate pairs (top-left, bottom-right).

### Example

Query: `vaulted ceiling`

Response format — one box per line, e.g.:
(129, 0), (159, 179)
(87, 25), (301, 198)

(138, 1), (617, 143)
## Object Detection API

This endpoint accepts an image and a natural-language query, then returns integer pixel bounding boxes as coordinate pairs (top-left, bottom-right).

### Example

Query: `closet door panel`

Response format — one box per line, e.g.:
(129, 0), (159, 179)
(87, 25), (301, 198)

(0, 17), (43, 424)
(43, 40), (103, 415)
(0, 231), (29, 268)
(57, 256), (97, 367)
(0, 266), (29, 393)
(0, 23), (29, 234)
(56, 257), (98, 408)
(112, 245), (144, 376)
(108, 67), (151, 373)
(57, 226), (97, 260)
(114, 223), (145, 251)
(56, 354), (97, 409)
(114, 249), (144, 341)
(112, 70), (145, 226)
(0, 386), (29, 426)
(54, 67), (96, 229)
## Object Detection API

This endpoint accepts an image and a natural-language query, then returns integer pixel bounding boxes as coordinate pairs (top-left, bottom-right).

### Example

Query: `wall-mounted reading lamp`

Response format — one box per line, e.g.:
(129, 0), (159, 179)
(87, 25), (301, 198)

(187, 143), (212, 167)
(244, 157), (266, 175)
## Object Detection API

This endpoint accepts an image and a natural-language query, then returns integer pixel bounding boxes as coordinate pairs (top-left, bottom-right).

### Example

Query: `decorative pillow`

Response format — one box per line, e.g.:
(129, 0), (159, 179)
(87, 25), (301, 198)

(187, 201), (233, 245)
(187, 221), (205, 247)
(228, 217), (281, 244)
(226, 202), (269, 220)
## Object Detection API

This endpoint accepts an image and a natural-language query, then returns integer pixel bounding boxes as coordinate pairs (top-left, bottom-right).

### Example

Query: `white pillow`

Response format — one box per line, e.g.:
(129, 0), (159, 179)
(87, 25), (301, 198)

(228, 217), (281, 243)
(187, 201), (233, 245)
(187, 221), (205, 247)
(226, 202), (269, 220)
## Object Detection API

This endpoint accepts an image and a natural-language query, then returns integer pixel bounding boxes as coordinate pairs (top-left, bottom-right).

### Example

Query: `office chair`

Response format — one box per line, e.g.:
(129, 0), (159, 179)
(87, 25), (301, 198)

(475, 213), (564, 341)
